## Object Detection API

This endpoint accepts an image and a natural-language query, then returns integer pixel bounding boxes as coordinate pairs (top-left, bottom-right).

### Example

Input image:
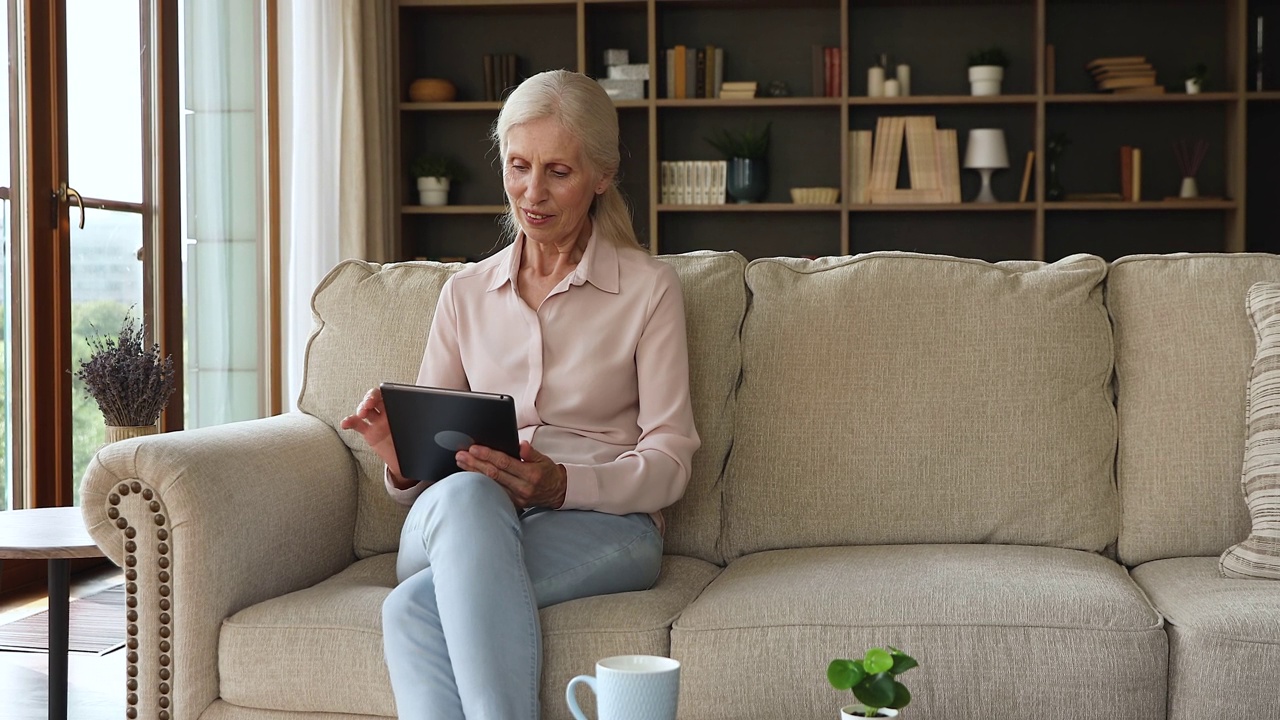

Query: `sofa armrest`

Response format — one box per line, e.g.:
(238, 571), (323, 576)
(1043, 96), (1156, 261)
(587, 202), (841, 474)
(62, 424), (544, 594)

(80, 412), (359, 720)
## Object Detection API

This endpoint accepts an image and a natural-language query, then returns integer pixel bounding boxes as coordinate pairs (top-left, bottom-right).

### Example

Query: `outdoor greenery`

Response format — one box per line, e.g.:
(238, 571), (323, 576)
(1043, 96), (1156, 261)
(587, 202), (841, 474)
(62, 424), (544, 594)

(0, 299), (132, 511)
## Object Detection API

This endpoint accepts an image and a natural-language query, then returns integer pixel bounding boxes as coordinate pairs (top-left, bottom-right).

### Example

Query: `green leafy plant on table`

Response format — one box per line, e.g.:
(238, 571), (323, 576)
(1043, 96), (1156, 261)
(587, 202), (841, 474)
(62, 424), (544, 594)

(703, 121), (771, 160)
(828, 646), (918, 718)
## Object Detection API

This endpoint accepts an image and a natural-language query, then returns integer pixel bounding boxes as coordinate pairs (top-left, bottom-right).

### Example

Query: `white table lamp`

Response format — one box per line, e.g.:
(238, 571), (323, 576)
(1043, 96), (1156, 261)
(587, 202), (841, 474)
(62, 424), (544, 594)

(963, 128), (1010, 203)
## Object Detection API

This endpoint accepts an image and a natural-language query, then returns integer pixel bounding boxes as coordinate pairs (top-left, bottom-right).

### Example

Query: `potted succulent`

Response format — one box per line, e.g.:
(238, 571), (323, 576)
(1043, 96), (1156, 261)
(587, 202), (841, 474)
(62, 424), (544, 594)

(828, 646), (918, 719)
(967, 46), (1010, 96)
(704, 121), (772, 203)
(75, 314), (176, 444)
(410, 153), (468, 207)
(1184, 62), (1208, 94)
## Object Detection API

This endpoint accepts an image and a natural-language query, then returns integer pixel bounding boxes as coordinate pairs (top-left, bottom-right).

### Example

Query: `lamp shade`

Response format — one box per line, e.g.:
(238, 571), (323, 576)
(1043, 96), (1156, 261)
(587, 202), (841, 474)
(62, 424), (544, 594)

(964, 128), (1010, 170)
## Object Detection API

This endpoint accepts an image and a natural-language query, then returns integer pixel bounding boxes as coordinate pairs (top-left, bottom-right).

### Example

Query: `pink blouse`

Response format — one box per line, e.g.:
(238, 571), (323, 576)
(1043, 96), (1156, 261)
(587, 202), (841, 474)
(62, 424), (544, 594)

(384, 231), (700, 524)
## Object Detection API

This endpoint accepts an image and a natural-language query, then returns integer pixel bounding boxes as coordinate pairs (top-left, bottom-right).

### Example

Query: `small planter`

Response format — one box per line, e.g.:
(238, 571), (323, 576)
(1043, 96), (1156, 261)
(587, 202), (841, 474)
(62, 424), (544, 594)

(1185, 78), (1202, 94)
(105, 424), (159, 445)
(1180, 176), (1199, 198)
(726, 157), (768, 203)
(841, 705), (899, 719)
(968, 65), (1004, 96)
(417, 177), (450, 206)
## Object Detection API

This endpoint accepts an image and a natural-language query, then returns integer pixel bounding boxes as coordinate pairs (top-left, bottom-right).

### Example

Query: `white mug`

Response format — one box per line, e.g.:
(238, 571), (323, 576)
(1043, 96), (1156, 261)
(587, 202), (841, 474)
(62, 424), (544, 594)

(565, 655), (680, 720)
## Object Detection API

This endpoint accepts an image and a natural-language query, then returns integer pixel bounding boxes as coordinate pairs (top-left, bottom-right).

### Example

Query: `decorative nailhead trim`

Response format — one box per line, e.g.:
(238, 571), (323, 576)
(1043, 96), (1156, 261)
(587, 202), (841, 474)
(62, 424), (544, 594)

(111, 480), (174, 719)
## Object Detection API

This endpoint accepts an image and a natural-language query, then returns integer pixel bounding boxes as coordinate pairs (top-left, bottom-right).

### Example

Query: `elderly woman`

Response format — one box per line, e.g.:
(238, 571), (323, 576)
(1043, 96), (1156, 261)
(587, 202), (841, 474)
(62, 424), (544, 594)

(340, 69), (699, 719)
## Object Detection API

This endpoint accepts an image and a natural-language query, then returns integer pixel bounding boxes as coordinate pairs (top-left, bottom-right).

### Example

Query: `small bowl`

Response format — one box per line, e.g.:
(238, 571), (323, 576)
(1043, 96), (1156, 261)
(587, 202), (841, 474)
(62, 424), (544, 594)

(789, 187), (839, 204)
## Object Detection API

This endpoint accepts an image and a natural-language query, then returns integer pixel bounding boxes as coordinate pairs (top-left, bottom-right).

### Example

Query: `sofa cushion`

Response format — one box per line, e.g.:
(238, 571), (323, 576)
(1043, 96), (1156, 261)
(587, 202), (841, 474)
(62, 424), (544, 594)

(1219, 281), (1280, 580)
(1107, 254), (1280, 566)
(1131, 557), (1280, 719)
(723, 252), (1117, 560)
(672, 545), (1166, 720)
(300, 260), (463, 558)
(300, 252), (746, 563)
(218, 553), (720, 719)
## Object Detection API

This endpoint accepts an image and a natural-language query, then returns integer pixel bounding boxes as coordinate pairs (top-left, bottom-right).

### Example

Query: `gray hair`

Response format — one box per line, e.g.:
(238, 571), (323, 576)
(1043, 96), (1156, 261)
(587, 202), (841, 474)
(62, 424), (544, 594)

(491, 69), (641, 249)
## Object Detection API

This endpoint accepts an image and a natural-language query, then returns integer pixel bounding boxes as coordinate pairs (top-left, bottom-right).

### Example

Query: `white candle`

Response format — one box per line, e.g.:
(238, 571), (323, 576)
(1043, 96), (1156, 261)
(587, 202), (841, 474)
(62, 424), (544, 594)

(867, 66), (885, 97)
(896, 64), (911, 96)
(884, 78), (901, 97)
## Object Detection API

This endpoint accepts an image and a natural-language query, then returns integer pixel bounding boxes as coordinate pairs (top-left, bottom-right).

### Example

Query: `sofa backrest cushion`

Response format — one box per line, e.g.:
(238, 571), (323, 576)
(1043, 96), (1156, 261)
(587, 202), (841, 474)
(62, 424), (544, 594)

(301, 252), (746, 563)
(1107, 254), (1280, 566)
(721, 252), (1118, 561)
(300, 260), (463, 558)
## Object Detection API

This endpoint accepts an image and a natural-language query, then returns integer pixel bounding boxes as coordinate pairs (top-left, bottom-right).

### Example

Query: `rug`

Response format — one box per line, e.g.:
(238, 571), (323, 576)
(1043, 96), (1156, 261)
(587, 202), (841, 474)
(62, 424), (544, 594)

(0, 584), (125, 655)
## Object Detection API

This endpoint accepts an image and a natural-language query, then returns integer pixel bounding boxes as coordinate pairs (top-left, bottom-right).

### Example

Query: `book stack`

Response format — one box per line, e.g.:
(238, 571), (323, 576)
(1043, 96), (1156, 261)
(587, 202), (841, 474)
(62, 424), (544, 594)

(482, 54), (520, 101)
(718, 81), (758, 100)
(1087, 56), (1164, 94)
(660, 161), (728, 205)
(1119, 145), (1143, 201)
(662, 45), (725, 99)
(850, 116), (961, 205)
(811, 45), (842, 97)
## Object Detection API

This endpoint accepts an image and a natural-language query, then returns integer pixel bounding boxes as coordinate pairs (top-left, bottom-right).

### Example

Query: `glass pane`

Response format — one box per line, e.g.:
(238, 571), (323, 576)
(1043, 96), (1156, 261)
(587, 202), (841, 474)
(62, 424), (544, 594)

(69, 209), (144, 505)
(66, 0), (142, 203)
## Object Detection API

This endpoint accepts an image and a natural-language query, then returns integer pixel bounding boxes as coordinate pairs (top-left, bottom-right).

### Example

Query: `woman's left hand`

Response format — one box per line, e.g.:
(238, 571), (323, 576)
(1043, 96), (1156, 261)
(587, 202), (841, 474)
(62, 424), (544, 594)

(456, 441), (567, 510)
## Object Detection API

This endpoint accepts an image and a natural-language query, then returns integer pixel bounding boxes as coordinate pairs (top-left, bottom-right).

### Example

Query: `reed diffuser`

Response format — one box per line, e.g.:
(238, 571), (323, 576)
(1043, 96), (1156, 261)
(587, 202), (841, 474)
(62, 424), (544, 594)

(1173, 138), (1208, 199)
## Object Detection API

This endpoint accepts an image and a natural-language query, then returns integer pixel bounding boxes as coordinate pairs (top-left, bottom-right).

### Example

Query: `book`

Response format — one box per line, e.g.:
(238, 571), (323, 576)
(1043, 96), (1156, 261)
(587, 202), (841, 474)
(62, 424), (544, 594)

(674, 46), (687, 99)
(1132, 147), (1142, 201)
(936, 129), (961, 203)
(1098, 76), (1157, 90)
(483, 54), (496, 101)
(904, 116), (940, 191)
(704, 45), (716, 99)
(1120, 146), (1133, 201)
(1019, 150), (1035, 202)
(695, 48), (707, 98)
(685, 47), (698, 99)
(1086, 56), (1147, 70)
(664, 49), (676, 99)
(1065, 192), (1124, 201)
(848, 130), (873, 204)
(713, 47), (724, 98)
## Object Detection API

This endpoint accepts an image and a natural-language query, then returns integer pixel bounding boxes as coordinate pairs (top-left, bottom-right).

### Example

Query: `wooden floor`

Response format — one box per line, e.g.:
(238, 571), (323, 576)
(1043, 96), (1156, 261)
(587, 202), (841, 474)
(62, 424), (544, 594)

(0, 566), (124, 720)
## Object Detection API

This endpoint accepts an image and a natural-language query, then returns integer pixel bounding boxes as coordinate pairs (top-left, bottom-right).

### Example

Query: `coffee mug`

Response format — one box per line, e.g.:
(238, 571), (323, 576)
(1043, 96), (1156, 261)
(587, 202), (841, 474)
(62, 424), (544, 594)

(565, 654), (680, 720)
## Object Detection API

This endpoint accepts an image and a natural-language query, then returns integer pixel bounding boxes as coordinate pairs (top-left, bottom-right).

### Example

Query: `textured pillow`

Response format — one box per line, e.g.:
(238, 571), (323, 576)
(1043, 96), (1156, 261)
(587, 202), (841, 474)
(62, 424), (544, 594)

(1220, 281), (1280, 580)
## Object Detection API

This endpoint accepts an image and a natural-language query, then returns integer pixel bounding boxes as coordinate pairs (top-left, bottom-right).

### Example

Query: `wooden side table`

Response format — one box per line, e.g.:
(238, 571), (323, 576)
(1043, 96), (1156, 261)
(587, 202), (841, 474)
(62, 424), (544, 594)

(0, 506), (108, 720)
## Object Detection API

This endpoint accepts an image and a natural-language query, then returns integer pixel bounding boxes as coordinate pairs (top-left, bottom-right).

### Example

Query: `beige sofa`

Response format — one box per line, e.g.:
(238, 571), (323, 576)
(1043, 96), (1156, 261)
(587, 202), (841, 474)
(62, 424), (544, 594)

(82, 251), (1280, 720)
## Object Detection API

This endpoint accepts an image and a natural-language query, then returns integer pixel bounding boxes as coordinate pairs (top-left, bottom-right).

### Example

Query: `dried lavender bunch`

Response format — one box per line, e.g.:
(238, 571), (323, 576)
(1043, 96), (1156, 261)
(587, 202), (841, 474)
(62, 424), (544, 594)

(74, 316), (175, 427)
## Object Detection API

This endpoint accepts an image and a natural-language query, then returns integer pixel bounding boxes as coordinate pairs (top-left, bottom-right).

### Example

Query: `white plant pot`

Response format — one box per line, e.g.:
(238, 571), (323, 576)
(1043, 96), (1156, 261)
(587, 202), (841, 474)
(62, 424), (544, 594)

(1185, 78), (1202, 94)
(417, 176), (450, 206)
(1180, 176), (1199, 198)
(968, 65), (1004, 96)
(841, 705), (900, 719)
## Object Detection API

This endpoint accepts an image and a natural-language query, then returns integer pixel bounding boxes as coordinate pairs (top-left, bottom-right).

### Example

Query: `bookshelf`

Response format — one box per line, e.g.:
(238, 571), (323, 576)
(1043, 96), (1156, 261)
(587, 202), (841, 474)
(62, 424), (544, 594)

(392, 0), (1277, 263)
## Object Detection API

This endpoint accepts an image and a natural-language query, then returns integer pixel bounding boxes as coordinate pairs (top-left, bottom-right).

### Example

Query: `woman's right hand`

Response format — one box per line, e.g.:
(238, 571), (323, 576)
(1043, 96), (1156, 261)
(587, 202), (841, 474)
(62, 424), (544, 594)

(340, 387), (408, 485)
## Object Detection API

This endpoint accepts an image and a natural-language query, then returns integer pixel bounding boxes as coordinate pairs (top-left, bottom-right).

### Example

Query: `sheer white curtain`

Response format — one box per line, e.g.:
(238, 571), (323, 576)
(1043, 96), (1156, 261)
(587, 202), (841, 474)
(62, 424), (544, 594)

(280, 0), (393, 411)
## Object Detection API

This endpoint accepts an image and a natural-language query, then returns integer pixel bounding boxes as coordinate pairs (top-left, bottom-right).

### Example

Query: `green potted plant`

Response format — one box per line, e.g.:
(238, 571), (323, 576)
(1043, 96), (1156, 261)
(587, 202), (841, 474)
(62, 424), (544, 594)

(410, 153), (468, 207)
(967, 45), (1010, 96)
(828, 646), (918, 718)
(1184, 62), (1208, 94)
(704, 121), (771, 203)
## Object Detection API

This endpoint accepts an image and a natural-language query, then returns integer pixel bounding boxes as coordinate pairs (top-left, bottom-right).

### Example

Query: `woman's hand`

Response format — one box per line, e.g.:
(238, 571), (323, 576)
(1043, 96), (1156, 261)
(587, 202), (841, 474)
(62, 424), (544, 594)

(339, 387), (407, 485)
(456, 441), (567, 510)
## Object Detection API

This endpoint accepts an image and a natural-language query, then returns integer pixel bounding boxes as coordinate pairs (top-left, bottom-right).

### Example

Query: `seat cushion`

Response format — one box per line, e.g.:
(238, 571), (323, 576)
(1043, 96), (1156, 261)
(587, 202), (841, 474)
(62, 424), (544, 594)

(1131, 557), (1280, 720)
(1107, 253), (1280, 566)
(301, 251), (746, 563)
(724, 252), (1118, 560)
(671, 545), (1166, 720)
(218, 553), (720, 719)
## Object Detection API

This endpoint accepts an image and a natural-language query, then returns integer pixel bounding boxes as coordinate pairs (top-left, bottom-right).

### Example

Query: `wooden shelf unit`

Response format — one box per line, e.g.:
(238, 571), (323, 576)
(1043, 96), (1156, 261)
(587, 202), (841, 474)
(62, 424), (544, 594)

(392, 0), (1277, 262)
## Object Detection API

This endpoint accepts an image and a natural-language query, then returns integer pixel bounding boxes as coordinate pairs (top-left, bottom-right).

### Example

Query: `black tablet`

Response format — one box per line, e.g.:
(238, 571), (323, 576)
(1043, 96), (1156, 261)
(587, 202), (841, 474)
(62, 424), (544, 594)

(379, 382), (521, 483)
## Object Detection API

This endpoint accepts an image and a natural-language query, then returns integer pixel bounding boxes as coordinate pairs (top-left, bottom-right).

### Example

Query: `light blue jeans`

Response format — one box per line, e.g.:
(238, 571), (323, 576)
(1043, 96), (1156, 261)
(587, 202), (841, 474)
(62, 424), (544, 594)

(383, 472), (664, 720)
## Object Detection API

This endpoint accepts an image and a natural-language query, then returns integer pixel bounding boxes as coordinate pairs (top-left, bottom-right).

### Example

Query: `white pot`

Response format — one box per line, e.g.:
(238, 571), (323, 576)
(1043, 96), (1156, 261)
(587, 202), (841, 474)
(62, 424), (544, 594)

(968, 65), (1004, 96)
(417, 176), (450, 206)
(841, 705), (899, 719)
(1185, 78), (1202, 94)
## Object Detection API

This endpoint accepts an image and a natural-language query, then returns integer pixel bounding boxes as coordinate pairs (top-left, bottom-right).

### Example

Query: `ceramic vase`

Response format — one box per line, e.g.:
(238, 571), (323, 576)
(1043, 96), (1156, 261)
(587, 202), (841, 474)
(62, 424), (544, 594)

(727, 157), (768, 203)
(1185, 78), (1202, 94)
(968, 65), (1004, 96)
(105, 424), (159, 445)
(1180, 176), (1199, 198)
(841, 705), (900, 719)
(417, 177), (450, 206)
(1046, 159), (1065, 201)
